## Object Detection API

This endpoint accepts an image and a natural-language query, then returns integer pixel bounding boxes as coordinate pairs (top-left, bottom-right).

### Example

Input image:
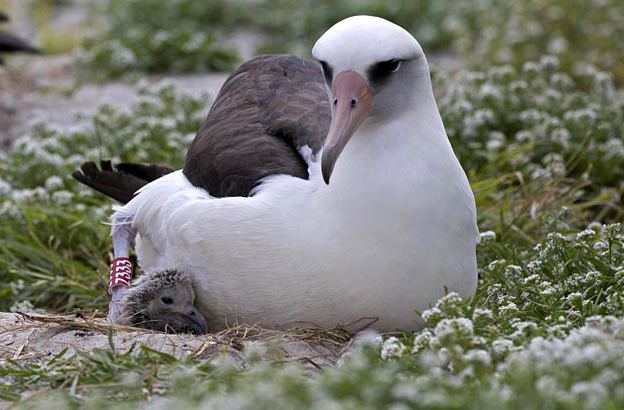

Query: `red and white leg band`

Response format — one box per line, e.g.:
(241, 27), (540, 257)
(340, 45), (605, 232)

(108, 257), (134, 295)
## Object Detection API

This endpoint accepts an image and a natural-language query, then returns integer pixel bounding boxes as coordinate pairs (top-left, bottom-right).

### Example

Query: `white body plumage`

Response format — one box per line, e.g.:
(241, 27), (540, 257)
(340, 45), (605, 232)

(116, 110), (477, 331)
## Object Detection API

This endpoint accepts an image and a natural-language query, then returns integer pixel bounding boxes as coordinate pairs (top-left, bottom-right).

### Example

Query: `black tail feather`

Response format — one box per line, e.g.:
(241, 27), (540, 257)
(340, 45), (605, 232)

(72, 161), (174, 204)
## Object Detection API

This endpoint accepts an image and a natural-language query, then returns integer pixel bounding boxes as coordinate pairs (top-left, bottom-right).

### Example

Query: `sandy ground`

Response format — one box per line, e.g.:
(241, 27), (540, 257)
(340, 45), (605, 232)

(0, 312), (348, 366)
(0, 312), (349, 408)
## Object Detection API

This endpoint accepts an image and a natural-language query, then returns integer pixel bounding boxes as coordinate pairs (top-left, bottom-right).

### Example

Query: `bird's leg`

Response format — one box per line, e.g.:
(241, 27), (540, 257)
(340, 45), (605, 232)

(107, 215), (136, 324)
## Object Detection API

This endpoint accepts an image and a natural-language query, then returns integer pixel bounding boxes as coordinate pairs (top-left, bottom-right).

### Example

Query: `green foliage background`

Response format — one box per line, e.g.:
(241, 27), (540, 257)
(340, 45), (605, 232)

(2, 0), (624, 408)
(79, 0), (624, 85)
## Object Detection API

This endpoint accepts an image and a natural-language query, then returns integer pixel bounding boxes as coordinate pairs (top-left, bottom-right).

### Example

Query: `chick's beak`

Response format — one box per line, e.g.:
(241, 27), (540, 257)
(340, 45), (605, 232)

(322, 71), (373, 184)
(182, 302), (209, 335)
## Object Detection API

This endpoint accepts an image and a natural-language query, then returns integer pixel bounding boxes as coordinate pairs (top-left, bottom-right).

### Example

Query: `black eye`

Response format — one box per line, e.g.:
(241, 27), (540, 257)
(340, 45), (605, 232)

(319, 60), (333, 85)
(161, 296), (173, 304)
(367, 59), (402, 87)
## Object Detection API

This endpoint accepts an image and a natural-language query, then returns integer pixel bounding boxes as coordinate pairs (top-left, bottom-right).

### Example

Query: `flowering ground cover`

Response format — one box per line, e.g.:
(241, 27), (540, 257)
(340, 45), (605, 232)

(80, 0), (624, 84)
(1, 0), (624, 408)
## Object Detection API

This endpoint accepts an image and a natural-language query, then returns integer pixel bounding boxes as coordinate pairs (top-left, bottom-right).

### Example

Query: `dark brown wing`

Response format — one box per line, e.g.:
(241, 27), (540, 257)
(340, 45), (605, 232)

(183, 55), (331, 197)
(0, 30), (39, 53)
(72, 161), (174, 204)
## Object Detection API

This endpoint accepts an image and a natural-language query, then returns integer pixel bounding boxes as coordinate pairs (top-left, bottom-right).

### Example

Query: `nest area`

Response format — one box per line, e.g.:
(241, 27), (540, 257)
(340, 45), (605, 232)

(0, 312), (357, 370)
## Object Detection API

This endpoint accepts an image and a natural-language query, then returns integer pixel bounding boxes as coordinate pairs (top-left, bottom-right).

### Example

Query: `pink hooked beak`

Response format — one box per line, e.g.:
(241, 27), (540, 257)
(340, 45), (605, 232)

(321, 71), (373, 184)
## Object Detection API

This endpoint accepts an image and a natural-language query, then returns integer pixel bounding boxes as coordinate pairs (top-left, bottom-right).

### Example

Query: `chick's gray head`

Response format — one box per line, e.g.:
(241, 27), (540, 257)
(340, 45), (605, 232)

(119, 270), (208, 334)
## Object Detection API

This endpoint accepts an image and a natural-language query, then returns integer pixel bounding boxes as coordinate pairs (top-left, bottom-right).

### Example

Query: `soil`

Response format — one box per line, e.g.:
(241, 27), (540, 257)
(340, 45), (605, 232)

(0, 312), (348, 366)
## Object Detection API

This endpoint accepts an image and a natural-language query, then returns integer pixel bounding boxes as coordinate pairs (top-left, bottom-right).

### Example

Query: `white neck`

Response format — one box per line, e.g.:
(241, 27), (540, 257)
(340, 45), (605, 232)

(316, 91), (458, 213)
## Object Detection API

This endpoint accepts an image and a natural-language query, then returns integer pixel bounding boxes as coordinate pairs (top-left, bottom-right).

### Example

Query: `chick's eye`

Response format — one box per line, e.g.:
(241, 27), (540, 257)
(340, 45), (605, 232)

(161, 296), (173, 304)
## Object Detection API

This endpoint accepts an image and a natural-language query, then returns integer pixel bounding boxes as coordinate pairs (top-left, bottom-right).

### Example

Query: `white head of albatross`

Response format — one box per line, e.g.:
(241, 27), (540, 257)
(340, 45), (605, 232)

(75, 15), (478, 333)
(312, 15), (436, 184)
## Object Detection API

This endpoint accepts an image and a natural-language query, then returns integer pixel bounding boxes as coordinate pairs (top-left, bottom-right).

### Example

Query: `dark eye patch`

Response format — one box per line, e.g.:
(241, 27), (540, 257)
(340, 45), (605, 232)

(367, 59), (402, 88)
(319, 60), (333, 85)
(161, 296), (173, 304)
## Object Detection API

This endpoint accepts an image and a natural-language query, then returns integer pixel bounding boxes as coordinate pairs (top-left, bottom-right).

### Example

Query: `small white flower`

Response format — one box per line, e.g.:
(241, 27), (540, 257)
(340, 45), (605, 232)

(44, 176), (64, 191)
(593, 241), (608, 251)
(576, 229), (596, 239)
(563, 108), (598, 125)
(0, 178), (12, 196)
(522, 62), (540, 75)
(523, 273), (540, 284)
(437, 347), (450, 364)
(486, 138), (504, 150)
(540, 281), (558, 296)
(472, 308), (494, 322)
(479, 231), (496, 242)
(114, 46), (137, 66)
(153, 31), (169, 47)
(464, 349), (491, 367)
(479, 83), (503, 102)
(570, 381), (608, 408)
(547, 36), (568, 53)
(412, 330), (433, 353)
(435, 292), (463, 311)
(492, 339), (514, 355)
(0, 201), (21, 218)
(353, 330), (383, 348)
(515, 130), (535, 142)
(52, 190), (74, 205)
(421, 307), (442, 323)
(10, 279), (25, 294)
(566, 292), (583, 305)
(434, 318), (474, 340)
(10, 300), (36, 313)
(488, 259), (506, 271)
(535, 376), (560, 395)
(539, 55), (560, 70)
(582, 271), (602, 284)
(380, 337), (406, 360)
(499, 302), (518, 313)
(550, 73), (573, 89)
(509, 80), (528, 92)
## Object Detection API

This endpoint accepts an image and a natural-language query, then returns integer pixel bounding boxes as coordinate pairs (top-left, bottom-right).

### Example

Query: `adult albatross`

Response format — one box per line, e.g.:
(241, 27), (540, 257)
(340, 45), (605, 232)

(74, 16), (478, 332)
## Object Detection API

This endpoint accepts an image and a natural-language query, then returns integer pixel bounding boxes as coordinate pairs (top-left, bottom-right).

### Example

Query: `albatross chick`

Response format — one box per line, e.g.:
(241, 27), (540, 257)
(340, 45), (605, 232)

(117, 269), (208, 334)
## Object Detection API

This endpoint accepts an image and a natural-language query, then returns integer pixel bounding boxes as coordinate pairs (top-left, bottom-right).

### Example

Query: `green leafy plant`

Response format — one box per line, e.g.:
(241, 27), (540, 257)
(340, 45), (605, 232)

(78, 0), (240, 79)
(78, 0), (624, 84)
(5, 223), (624, 408)
(435, 57), (624, 240)
(0, 83), (207, 311)
(451, 0), (624, 86)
